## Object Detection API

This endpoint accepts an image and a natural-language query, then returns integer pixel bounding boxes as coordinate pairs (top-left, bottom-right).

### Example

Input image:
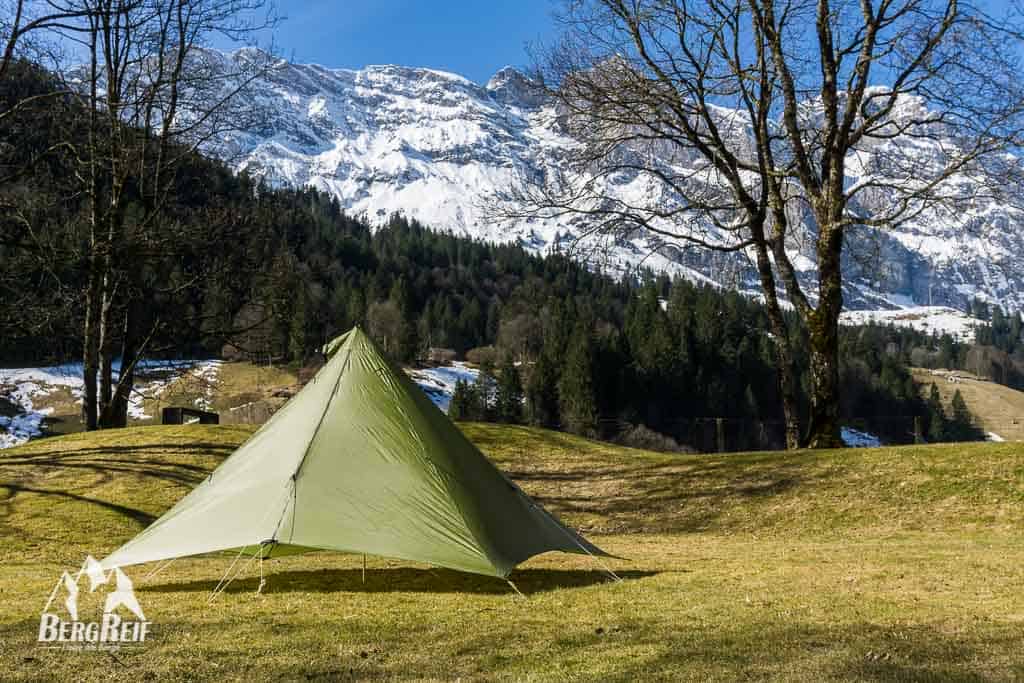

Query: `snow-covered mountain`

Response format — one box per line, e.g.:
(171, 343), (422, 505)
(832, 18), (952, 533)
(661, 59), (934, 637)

(208, 49), (1024, 312)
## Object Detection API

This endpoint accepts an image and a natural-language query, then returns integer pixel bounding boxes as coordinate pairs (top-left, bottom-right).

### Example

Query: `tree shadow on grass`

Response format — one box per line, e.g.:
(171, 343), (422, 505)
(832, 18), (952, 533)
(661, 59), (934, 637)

(0, 443), (233, 532)
(545, 618), (1024, 682)
(143, 567), (657, 596)
(503, 456), (815, 534)
(1, 441), (235, 463)
(0, 482), (156, 526)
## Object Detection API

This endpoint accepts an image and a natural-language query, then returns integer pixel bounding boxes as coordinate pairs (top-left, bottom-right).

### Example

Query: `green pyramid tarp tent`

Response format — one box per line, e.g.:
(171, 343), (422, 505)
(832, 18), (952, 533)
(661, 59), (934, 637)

(102, 327), (608, 578)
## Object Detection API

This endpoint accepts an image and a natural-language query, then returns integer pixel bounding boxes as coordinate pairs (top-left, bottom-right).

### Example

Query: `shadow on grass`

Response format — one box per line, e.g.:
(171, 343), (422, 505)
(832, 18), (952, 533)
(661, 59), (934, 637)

(0, 444), (230, 534)
(0, 443), (233, 517)
(501, 457), (816, 534)
(0, 456), (214, 486)
(2, 440), (235, 463)
(0, 483), (156, 525)
(143, 567), (656, 596)
(588, 619), (1024, 683)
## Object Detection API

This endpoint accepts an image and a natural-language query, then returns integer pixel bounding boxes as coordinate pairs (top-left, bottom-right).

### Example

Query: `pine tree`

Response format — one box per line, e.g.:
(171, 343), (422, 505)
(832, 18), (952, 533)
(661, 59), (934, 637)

(526, 350), (560, 428)
(558, 326), (598, 436)
(951, 389), (970, 423)
(475, 358), (497, 420)
(347, 289), (366, 329)
(288, 293), (308, 363)
(389, 277), (412, 318)
(495, 354), (524, 423)
(485, 298), (501, 343)
(927, 382), (946, 443)
(449, 379), (476, 421)
(949, 389), (981, 441)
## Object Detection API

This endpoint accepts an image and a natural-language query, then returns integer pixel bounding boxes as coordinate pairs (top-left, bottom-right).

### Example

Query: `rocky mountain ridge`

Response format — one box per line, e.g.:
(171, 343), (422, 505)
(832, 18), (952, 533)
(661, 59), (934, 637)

(208, 49), (1024, 313)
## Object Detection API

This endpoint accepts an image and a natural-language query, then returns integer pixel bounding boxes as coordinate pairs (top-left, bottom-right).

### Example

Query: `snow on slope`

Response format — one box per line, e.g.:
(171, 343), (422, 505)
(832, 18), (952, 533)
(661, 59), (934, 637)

(0, 360), (221, 448)
(839, 306), (982, 342)
(406, 362), (478, 412)
(197, 49), (1024, 316)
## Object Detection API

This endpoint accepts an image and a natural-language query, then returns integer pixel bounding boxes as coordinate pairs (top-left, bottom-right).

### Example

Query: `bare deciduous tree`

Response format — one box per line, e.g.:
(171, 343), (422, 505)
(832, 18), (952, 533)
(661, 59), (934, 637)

(500, 0), (1024, 447)
(1, 1), (91, 115)
(50, 0), (278, 428)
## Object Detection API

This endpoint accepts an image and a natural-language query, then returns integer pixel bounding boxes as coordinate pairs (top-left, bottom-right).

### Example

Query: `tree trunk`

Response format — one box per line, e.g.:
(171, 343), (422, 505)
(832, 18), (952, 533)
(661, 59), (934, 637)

(82, 26), (100, 432)
(769, 321), (802, 450)
(752, 233), (801, 449)
(770, 327), (802, 450)
(805, 315), (843, 447)
(804, 222), (845, 448)
(105, 302), (140, 428)
(82, 278), (100, 431)
(96, 198), (124, 428)
(98, 276), (114, 426)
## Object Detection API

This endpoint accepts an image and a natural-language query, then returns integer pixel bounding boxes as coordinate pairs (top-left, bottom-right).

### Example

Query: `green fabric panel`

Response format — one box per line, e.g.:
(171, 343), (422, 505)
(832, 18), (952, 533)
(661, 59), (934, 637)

(103, 327), (608, 578)
(286, 330), (607, 577)
(100, 331), (355, 569)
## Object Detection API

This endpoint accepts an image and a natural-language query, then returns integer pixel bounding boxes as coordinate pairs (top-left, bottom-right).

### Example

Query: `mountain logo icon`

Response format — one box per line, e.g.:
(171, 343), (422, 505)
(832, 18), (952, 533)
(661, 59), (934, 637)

(38, 556), (149, 648)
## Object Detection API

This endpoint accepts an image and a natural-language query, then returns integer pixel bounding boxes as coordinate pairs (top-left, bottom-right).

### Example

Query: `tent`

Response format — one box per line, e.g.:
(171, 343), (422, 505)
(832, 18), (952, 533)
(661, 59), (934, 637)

(102, 327), (609, 578)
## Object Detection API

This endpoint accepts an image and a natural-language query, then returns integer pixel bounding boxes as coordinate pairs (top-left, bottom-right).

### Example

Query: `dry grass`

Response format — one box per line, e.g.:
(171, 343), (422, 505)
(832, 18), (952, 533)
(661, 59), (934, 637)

(144, 361), (300, 420)
(1, 424), (1022, 681)
(912, 368), (1024, 440)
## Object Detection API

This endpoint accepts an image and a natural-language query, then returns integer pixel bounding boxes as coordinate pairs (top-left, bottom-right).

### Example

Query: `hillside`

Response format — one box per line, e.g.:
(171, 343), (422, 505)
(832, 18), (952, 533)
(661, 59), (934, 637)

(0, 358), (474, 447)
(1, 425), (1022, 680)
(912, 367), (1024, 441)
(0, 361), (302, 446)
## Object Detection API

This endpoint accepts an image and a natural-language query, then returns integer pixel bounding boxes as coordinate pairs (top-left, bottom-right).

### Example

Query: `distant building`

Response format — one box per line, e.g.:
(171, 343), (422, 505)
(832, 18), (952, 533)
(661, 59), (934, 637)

(426, 347), (457, 364)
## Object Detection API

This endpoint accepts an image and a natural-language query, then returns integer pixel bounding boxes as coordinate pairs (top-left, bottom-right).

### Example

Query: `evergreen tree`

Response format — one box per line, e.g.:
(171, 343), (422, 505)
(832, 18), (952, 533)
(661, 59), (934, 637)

(927, 383), (946, 442)
(951, 389), (970, 424)
(475, 358), (497, 420)
(288, 293), (308, 363)
(495, 354), (524, 423)
(526, 350), (560, 428)
(949, 389), (983, 441)
(389, 277), (412, 318)
(558, 326), (598, 436)
(347, 289), (366, 329)
(449, 379), (476, 421)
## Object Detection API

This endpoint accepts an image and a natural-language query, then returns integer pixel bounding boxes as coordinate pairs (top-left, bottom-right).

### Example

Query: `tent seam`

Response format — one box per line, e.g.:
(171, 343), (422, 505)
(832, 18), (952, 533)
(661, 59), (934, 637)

(286, 336), (356, 544)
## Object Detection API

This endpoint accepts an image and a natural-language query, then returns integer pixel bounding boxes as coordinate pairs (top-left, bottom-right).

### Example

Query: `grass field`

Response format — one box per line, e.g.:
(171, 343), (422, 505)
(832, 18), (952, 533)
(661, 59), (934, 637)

(1, 424), (1022, 681)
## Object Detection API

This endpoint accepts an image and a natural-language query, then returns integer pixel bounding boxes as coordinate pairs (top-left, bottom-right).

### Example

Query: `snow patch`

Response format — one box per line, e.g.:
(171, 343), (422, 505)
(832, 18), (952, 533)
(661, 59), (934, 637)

(839, 306), (982, 343)
(406, 362), (478, 412)
(0, 359), (221, 448)
(841, 427), (882, 448)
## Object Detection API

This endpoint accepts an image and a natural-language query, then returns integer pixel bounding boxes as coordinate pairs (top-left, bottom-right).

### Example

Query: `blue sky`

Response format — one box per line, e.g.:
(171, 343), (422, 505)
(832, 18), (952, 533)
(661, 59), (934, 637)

(252, 1), (558, 84)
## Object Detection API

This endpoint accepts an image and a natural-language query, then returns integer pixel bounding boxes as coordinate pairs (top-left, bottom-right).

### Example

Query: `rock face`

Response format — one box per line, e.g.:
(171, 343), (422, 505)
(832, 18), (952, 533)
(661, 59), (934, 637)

(207, 49), (1024, 312)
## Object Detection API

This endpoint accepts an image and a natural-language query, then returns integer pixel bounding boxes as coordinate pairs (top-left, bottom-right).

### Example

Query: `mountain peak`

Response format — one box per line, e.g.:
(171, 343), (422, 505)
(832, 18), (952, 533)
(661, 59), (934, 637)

(485, 66), (545, 109)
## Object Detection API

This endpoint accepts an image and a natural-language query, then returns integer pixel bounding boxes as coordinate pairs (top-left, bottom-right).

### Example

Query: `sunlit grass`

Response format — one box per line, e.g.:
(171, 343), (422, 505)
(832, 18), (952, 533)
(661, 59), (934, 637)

(1, 424), (1022, 681)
